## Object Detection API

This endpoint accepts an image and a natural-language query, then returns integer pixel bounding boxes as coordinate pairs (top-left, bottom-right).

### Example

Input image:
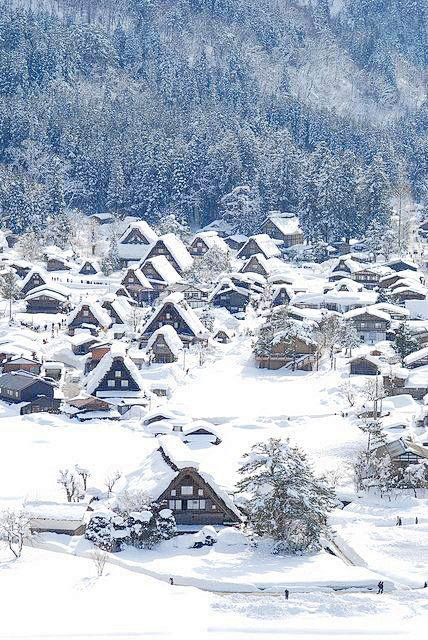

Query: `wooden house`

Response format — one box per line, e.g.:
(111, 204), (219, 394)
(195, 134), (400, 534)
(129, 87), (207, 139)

(2, 357), (41, 375)
(67, 302), (111, 336)
(240, 254), (270, 277)
(224, 234), (248, 251)
(404, 347), (428, 369)
(85, 343), (148, 400)
(213, 328), (233, 344)
(141, 293), (209, 346)
(89, 212), (115, 225)
(125, 436), (242, 527)
(63, 396), (120, 421)
(20, 269), (48, 296)
(183, 421), (222, 445)
(101, 294), (132, 325)
(78, 260), (101, 275)
(70, 333), (99, 356)
(0, 373), (55, 403)
(140, 256), (182, 302)
(20, 396), (61, 415)
(46, 256), (72, 272)
(272, 285), (292, 307)
(386, 259), (418, 273)
(26, 501), (90, 535)
(25, 285), (71, 314)
(84, 342), (112, 374)
(9, 261), (31, 279)
(169, 282), (210, 309)
(210, 280), (250, 314)
(350, 355), (381, 375)
(260, 214), (303, 247)
(120, 268), (153, 305)
(329, 257), (360, 282)
(118, 221), (158, 267)
(255, 332), (317, 371)
(344, 307), (390, 345)
(237, 234), (281, 260)
(353, 268), (381, 289)
(144, 233), (193, 274)
(189, 231), (229, 257)
(146, 326), (183, 363)
(372, 438), (428, 474)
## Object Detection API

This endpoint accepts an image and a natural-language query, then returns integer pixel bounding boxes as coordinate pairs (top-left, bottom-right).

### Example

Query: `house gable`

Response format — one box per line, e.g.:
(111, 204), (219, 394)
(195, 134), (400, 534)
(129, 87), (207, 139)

(158, 466), (240, 525)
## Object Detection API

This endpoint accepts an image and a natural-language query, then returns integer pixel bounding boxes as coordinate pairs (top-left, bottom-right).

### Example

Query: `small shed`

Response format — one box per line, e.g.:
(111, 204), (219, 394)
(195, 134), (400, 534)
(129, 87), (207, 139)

(26, 501), (91, 535)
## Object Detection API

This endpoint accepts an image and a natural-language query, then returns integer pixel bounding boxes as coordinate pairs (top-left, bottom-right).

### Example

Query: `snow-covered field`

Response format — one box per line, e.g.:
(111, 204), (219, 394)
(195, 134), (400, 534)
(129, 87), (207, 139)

(0, 545), (427, 640)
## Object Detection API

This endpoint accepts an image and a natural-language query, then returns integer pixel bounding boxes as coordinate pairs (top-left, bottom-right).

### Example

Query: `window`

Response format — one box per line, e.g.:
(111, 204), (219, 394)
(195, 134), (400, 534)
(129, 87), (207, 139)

(187, 499), (206, 510)
(171, 489), (176, 497)
(181, 485), (193, 495)
(169, 499), (181, 510)
(83, 310), (89, 317)
(121, 379), (129, 387)
(115, 370), (121, 378)
(107, 380), (115, 387)
(128, 277), (134, 283)
(198, 489), (203, 496)
(166, 313), (171, 319)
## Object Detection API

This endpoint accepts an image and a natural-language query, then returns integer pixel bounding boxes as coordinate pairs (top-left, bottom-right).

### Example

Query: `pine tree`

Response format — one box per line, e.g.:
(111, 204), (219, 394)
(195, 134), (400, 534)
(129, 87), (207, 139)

(394, 322), (420, 362)
(220, 185), (263, 235)
(237, 438), (336, 554)
(0, 270), (21, 319)
(107, 159), (126, 216)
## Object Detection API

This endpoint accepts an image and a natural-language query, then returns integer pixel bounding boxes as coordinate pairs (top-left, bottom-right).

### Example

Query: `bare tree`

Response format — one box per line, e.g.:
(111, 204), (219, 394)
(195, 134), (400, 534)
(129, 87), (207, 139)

(0, 510), (33, 559)
(91, 548), (108, 577)
(339, 379), (356, 407)
(105, 470), (121, 497)
(57, 469), (82, 502)
(75, 465), (91, 492)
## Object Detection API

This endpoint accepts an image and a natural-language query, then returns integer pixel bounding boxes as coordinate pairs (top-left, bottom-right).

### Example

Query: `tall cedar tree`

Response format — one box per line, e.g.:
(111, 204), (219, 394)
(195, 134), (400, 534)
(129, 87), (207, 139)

(237, 438), (336, 553)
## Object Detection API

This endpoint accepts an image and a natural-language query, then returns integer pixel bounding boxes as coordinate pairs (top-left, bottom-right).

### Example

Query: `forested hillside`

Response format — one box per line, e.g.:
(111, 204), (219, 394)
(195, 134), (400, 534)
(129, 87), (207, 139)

(0, 0), (426, 240)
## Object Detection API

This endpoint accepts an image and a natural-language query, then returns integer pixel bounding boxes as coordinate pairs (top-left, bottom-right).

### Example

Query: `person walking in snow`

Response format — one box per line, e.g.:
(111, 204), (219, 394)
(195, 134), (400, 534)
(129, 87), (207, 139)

(377, 581), (384, 594)
(284, 589), (289, 600)
(169, 577), (174, 586)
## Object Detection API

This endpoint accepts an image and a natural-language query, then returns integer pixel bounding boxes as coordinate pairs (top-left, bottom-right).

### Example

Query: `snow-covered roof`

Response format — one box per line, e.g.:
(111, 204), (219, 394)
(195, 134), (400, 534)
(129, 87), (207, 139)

(67, 300), (112, 328)
(404, 346), (428, 366)
(20, 267), (49, 289)
(119, 221), (158, 245)
(25, 501), (89, 521)
(103, 295), (133, 324)
(24, 284), (70, 302)
(238, 234), (281, 259)
(191, 231), (229, 253)
(123, 267), (153, 289)
(157, 234), (193, 271)
(371, 303), (410, 318)
(264, 215), (303, 237)
(85, 342), (147, 396)
(78, 259), (101, 273)
(142, 292), (209, 339)
(147, 325), (183, 356)
(141, 256), (183, 285)
(344, 306), (390, 321)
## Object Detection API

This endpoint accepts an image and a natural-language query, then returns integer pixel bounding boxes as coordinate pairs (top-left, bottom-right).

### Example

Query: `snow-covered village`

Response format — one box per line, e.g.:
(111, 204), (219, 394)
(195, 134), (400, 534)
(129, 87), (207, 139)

(0, 1), (427, 639)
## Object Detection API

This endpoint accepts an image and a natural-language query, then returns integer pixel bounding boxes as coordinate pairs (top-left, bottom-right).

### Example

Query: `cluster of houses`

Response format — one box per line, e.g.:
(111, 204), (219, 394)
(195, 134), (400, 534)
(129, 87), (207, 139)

(2, 212), (428, 531)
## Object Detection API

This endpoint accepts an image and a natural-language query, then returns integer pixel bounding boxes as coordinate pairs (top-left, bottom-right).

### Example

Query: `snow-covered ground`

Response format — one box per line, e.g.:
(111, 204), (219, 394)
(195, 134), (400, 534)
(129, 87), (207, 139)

(0, 546), (427, 640)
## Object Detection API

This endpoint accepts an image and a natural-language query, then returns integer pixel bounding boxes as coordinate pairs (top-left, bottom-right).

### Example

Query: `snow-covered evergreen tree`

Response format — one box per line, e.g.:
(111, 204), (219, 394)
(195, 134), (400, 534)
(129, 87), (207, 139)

(394, 322), (420, 362)
(237, 438), (336, 554)
(220, 185), (263, 235)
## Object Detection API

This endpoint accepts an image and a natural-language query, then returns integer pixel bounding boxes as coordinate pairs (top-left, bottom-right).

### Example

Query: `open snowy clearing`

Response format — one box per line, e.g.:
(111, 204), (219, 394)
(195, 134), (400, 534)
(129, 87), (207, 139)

(0, 545), (426, 640)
